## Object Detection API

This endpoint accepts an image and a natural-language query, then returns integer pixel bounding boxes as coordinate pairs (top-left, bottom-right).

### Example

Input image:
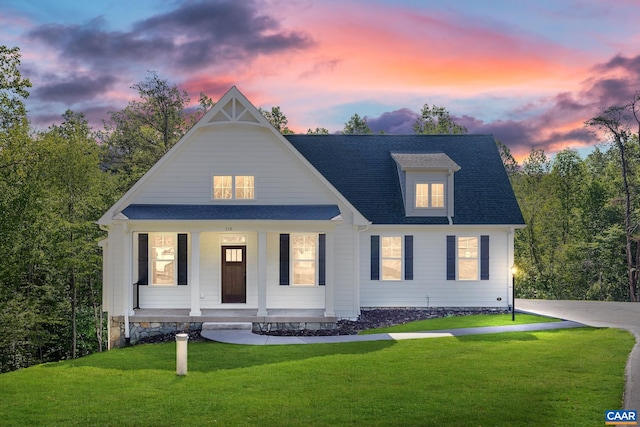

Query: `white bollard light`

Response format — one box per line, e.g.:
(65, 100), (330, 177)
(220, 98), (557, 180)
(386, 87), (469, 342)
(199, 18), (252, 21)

(176, 333), (189, 376)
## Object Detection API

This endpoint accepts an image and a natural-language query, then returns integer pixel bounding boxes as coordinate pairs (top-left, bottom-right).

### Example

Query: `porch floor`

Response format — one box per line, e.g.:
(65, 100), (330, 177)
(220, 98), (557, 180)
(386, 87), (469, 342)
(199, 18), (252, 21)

(131, 308), (336, 323)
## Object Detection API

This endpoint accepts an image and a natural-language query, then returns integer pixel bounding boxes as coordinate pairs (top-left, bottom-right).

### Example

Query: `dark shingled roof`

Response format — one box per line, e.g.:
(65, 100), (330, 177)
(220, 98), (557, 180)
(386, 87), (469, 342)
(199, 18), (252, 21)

(286, 134), (525, 225)
(122, 204), (341, 221)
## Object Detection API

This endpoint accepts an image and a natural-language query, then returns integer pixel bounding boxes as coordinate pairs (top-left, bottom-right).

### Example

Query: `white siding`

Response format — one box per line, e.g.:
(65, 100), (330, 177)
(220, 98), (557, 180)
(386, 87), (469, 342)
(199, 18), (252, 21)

(131, 125), (337, 206)
(199, 232), (221, 307)
(360, 227), (511, 308)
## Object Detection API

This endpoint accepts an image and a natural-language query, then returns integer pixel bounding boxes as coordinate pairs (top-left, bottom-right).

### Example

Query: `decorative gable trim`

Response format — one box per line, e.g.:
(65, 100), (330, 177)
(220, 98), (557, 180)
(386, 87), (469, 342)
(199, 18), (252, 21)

(208, 97), (261, 124)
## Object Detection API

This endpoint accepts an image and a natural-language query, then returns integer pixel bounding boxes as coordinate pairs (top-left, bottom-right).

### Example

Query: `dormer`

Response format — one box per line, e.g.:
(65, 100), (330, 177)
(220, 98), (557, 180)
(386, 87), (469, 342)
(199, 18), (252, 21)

(391, 152), (461, 218)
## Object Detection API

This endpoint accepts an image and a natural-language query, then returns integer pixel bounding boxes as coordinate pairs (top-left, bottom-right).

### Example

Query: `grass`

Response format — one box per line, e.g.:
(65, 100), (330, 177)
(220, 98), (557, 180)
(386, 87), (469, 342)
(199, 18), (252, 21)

(360, 313), (560, 334)
(0, 326), (634, 426)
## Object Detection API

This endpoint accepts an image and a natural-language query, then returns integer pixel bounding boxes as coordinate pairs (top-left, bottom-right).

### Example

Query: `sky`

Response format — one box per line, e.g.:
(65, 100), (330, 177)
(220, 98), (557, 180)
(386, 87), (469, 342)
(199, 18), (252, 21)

(3, 0), (640, 160)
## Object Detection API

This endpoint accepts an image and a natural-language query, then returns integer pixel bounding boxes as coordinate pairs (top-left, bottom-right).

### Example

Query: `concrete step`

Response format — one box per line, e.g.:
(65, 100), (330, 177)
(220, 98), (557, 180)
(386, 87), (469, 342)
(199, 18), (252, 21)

(202, 322), (253, 331)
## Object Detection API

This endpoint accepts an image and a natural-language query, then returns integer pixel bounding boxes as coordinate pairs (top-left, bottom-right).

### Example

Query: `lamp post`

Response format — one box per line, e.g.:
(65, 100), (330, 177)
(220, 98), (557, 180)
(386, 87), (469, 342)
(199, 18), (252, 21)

(511, 265), (517, 321)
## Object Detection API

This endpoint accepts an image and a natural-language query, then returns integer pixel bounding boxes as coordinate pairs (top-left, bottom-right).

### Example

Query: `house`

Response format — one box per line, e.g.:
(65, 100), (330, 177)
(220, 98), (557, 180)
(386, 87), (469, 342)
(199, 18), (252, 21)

(98, 87), (525, 348)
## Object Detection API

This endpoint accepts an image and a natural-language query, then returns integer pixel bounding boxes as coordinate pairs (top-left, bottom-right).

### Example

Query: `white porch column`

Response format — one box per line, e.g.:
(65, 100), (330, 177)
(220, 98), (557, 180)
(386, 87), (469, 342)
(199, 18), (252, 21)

(324, 232), (336, 317)
(189, 232), (201, 316)
(124, 228), (135, 316)
(257, 231), (268, 316)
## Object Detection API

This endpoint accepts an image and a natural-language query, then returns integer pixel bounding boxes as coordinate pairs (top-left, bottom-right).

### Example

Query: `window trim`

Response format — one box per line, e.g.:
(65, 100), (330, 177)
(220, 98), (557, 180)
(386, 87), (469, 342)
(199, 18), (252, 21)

(150, 232), (177, 286)
(380, 236), (403, 281)
(212, 175), (255, 200)
(457, 236), (479, 281)
(137, 232), (188, 287)
(371, 235), (413, 282)
(446, 235), (489, 282)
(290, 233), (318, 287)
(415, 182), (446, 209)
(280, 233), (326, 287)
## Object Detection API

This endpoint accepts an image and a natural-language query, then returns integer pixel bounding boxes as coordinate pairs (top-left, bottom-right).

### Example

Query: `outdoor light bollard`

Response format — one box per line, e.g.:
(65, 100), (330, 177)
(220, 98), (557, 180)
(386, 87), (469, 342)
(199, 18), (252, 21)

(176, 333), (189, 376)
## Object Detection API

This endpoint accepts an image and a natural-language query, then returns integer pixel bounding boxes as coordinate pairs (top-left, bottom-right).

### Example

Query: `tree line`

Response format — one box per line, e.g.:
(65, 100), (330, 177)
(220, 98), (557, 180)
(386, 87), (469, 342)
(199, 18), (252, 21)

(0, 45), (637, 372)
(512, 101), (640, 302)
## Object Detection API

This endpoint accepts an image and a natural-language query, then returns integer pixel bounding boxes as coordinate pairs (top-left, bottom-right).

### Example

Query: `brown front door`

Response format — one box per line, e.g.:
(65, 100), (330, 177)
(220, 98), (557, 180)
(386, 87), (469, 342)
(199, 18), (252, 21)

(221, 246), (246, 303)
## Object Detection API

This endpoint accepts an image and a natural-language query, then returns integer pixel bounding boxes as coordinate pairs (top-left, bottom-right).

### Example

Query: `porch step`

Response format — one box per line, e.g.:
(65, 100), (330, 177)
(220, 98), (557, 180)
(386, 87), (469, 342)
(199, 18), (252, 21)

(202, 322), (253, 331)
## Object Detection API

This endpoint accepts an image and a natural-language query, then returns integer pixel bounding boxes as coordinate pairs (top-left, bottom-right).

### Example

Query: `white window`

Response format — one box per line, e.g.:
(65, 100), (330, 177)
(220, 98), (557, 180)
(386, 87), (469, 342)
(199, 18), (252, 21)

(291, 234), (316, 286)
(381, 236), (402, 281)
(415, 183), (445, 208)
(235, 176), (254, 199)
(151, 233), (176, 286)
(213, 175), (254, 199)
(213, 176), (232, 199)
(458, 236), (478, 280)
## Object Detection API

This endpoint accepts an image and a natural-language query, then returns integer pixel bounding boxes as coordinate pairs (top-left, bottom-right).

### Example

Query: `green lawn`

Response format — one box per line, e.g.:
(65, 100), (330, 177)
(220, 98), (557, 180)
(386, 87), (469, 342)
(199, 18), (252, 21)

(360, 313), (559, 334)
(0, 327), (634, 426)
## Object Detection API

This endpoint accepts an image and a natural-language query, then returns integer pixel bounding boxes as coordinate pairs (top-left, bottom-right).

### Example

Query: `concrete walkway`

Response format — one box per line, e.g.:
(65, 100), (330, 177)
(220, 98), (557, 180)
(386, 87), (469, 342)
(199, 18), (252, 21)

(200, 320), (583, 345)
(202, 299), (640, 410)
(516, 299), (640, 411)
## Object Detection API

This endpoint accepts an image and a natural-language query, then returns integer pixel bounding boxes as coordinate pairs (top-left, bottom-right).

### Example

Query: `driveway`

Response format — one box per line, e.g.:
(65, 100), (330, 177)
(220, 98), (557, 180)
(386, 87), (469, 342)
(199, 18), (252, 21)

(516, 299), (640, 411)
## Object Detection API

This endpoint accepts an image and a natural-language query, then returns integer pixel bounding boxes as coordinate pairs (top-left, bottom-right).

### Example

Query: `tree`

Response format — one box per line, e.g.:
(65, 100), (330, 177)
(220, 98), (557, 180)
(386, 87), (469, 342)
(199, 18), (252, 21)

(343, 113), (372, 134)
(496, 139), (518, 175)
(0, 45), (31, 132)
(259, 106), (293, 134)
(307, 127), (329, 135)
(413, 104), (467, 134)
(550, 148), (585, 244)
(102, 71), (191, 188)
(189, 92), (216, 126)
(514, 148), (554, 280)
(44, 111), (107, 358)
(586, 102), (640, 302)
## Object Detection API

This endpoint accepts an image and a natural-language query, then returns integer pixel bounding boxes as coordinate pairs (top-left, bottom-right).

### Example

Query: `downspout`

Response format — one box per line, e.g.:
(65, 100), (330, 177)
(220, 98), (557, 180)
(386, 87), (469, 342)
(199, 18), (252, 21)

(447, 169), (454, 225)
(508, 227), (515, 310)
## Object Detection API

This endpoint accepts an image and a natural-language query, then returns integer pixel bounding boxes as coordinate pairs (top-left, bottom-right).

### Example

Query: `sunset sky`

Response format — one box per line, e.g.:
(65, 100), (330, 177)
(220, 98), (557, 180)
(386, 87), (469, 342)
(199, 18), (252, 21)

(3, 0), (640, 159)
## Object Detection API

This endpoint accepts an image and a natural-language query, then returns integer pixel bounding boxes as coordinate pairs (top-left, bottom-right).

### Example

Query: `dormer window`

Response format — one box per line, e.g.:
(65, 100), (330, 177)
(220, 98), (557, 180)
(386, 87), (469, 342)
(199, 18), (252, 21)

(416, 183), (444, 208)
(391, 153), (460, 217)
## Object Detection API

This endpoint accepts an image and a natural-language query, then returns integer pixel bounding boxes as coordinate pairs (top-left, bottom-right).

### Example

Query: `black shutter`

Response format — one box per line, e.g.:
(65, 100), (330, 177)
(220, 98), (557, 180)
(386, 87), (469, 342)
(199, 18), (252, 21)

(446, 235), (456, 280)
(138, 233), (148, 285)
(371, 235), (380, 280)
(480, 235), (490, 280)
(404, 235), (413, 280)
(280, 234), (290, 285)
(178, 233), (188, 285)
(319, 234), (326, 286)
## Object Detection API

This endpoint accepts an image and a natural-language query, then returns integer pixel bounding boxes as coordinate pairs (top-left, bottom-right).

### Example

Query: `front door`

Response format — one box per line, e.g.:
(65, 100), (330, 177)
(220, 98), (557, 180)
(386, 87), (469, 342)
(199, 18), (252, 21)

(221, 246), (246, 303)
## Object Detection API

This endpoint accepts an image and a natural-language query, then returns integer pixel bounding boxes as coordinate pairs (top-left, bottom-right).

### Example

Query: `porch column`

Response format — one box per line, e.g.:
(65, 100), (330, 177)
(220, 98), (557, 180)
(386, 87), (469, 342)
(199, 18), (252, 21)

(124, 228), (135, 316)
(189, 231), (201, 316)
(324, 232), (335, 317)
(257, 231), (268, 316)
